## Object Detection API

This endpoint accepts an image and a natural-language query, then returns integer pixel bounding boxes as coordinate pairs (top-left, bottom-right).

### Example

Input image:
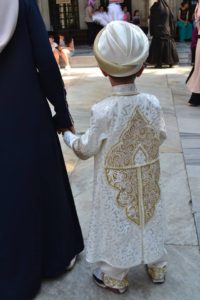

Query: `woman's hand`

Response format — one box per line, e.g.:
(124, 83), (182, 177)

(57, 126), (76, 135)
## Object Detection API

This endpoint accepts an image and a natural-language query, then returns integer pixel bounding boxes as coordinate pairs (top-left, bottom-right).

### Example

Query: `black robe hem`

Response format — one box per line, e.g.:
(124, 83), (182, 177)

(188, 93), (200, 106)
(147, 37), (179, 66)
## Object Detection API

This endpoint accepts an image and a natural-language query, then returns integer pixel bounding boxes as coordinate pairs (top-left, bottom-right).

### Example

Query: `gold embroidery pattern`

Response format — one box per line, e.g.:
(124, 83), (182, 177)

(147, 264), (167, 282)
(105, 108), (160, 225)
(142, 162), (160, 224)
(103, 274), (129, 289)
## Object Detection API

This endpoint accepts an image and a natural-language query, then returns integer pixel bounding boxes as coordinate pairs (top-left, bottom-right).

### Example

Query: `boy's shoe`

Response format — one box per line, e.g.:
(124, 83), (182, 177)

(93, 268), (128, 294)
(146, 261), (167, 284)
(66, 256), (77, 271)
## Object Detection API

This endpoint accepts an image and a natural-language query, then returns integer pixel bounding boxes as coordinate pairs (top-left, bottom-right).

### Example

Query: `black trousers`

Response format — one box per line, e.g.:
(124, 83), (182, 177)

(86, 22), (96, 45)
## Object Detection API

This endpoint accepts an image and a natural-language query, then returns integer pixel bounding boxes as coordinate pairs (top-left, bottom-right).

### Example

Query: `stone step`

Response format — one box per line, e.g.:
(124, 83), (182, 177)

(68, 43), (192, 68)
(70, 55), (97, 68)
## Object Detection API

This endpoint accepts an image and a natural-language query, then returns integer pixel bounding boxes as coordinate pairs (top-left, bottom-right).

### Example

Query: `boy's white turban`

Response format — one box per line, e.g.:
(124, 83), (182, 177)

(0, 0), (19, 53)
(93, 21), (149, 77)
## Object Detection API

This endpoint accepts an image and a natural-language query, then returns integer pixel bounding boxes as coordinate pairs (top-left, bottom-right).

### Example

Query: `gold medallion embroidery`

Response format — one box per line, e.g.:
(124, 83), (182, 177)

(105, 108), (160, 225)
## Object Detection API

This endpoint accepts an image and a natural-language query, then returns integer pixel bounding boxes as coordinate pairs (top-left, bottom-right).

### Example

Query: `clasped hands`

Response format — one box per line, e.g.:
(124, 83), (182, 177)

(57, 126), (75, 135)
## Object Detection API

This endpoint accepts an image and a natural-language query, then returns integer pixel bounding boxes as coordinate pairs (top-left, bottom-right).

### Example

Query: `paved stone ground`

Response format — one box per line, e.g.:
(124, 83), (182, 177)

(35, 65), (200, 300)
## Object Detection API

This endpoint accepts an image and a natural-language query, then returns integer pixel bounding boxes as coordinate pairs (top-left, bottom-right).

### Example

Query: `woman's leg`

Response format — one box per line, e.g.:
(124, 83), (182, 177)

(53, 49), (60, 65)
(60, 50), (70, 66)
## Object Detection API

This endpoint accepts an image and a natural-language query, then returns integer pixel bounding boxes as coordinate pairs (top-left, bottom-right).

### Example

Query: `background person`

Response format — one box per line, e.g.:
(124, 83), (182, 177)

(58, 34), (75, 70)
(191, 25), (198, 64)
(147, 0), (179, 68)
(85, 0), (96, 45)
(177, 1), (193, 42)
(49, 34), (60, 64)
(132, 10), (141, 26)
(123, 5), (131, 22)
(49, 34), (70, 70)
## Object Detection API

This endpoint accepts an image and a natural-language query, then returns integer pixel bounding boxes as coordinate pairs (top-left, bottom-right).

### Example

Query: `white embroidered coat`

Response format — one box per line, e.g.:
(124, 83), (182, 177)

(64, 83), (167, 268)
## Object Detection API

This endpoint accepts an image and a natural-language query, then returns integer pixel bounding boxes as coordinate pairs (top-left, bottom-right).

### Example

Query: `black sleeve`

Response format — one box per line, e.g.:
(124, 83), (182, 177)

(149, 6), (156, 36)
(26, 0), (73, 129)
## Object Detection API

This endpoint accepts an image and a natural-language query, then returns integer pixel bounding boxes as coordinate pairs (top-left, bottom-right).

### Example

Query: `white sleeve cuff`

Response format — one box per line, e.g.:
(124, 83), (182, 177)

(63, 131), (78, 148)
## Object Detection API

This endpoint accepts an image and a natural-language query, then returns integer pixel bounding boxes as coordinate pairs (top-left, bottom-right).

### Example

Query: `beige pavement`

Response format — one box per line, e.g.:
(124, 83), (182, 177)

(35, 65), (200, 300)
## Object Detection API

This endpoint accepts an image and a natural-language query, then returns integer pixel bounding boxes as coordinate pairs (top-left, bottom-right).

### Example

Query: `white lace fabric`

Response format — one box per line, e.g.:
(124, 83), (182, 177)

(64, 83), (167, 268)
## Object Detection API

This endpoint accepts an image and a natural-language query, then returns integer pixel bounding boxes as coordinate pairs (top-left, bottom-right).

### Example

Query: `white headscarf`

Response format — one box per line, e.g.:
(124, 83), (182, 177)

(94, 21), (149, 77)
(0, 0), (19, 53)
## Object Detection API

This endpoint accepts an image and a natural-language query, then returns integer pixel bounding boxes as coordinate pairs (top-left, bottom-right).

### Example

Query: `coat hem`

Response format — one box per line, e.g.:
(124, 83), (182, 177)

(86, 250), (166, 269)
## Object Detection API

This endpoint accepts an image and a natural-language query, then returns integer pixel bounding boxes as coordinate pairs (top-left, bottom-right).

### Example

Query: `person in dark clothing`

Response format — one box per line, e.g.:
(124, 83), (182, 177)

(0, 0), (84, 299)
(132, 10), (141, 26)
(191, 26), (198, 64)
(147, 0), (179, 68)
(177, 1), (193, 42)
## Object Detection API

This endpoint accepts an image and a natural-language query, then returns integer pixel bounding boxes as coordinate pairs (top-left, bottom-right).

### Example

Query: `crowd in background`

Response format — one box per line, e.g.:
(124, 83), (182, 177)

(85, 1), (198, 44)
(49, 1), (199, 71)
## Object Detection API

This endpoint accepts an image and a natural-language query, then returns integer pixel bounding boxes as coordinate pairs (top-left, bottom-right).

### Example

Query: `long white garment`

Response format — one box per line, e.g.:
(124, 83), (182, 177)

(0, 0), (19, 53)
(64, 83), (167, 269)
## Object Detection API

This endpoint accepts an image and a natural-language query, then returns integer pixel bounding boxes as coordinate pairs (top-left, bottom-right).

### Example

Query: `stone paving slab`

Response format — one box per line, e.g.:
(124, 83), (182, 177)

(160, 153), (197, 246)
(194, 213), (200, 246)
(186, 165), (200, 213)
(35, 245), (200, 300)
(36, 66), (200, 299)
(172, 77), (200, 250)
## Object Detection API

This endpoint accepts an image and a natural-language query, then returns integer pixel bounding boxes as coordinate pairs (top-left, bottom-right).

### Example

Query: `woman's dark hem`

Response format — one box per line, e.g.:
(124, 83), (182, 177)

(188, 93), (200, 106)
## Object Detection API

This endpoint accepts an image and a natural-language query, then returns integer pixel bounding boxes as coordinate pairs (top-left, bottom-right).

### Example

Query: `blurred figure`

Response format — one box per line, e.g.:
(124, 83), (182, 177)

(85, 0), (96, 45)
(191, 26), (198, 64)
(98, 5), (105, 13)
(123, 6), (131, 22)
(49, 34), (59, 64)
(177, 1), (193, 42)
(147, 0), (179, 68)
(49, 34), (70, 70)
(94, 5), (106, 33)
(132, 10), (141, 26)
(58, 34), (75, 70)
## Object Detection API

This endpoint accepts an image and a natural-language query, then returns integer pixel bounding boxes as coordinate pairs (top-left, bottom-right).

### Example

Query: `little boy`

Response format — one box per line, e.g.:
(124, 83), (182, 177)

(63, 21), (167, 294)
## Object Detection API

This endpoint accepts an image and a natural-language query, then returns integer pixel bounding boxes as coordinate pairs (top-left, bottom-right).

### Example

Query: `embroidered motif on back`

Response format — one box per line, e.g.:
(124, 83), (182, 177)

(105, 107), (160, 225)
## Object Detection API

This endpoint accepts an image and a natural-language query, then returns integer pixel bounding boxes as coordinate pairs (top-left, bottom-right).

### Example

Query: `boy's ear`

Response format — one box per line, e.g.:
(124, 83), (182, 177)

(136, 65), (145, 78)
(101, 69), (108, 77)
